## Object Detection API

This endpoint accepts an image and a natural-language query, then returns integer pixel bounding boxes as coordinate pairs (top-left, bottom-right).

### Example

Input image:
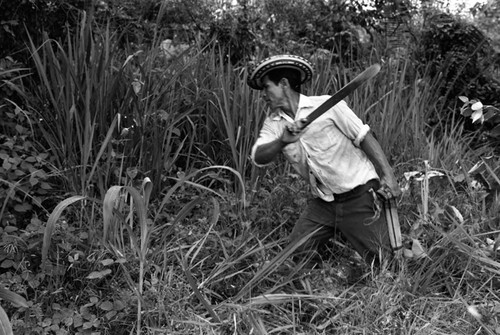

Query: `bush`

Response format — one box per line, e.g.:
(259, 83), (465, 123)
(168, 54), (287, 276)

(0, 0), (85, 61)
(0, 104), (60, 228)
(416, 12), (500, 106)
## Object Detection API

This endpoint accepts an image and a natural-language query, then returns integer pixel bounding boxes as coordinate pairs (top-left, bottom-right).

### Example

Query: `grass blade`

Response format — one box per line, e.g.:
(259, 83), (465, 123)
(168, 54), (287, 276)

(102, 186), (123, 244)
(0, 305), (13, 335)
(0, 286), (28, 308)
(232, 228), (320, 302)
(42, 195), (86, 270)
(182, 256), (221, 323)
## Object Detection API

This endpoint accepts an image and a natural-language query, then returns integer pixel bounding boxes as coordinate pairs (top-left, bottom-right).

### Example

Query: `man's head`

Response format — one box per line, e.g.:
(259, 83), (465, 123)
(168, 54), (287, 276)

(265, 67), (302, 93)
(247, 55), (314, 91)
(260, 68), (303, 114)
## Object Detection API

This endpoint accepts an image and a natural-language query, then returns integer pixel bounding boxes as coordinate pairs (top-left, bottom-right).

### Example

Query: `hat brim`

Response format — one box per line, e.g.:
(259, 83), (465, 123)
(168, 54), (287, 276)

(247, 55), (314, 90)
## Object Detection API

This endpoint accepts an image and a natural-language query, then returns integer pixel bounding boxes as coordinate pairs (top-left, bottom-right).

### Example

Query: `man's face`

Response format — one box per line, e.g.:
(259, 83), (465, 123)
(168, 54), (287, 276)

(261, 75), (285, 111)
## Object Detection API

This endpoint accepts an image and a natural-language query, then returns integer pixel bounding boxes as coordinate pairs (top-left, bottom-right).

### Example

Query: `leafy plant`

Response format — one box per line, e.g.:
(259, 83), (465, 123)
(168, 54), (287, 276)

(26, 13), (122, 197)
(208, 49), (266, 196)
(459, 96), (500, 142)
(0, 102), (57, 227)
(0, 285), (28, 335)
(3, 2), (500, 334)
(101, 165), (245, 333)
(102, 177), (152, 335)
(0, 57), (30, 102)
(416, 12), (499, 106)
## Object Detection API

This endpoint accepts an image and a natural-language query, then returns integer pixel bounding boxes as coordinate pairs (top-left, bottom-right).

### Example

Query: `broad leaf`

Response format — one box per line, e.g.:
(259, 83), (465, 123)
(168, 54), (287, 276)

(86, 269), (112, 279)
(411, 239), (427, 259)
(0, 286), (28, 308)
(471, 101), (483, 110)
(483, 106), (499, 121)
(460, 107), (472, 117)
(446, 205), (464, 224)
(99, 301), (114, 311)
(42, 196), (86, 270)
(471, 109), (484, 124)
(0, 305), (13, 335)
(489, 124), (500, 137)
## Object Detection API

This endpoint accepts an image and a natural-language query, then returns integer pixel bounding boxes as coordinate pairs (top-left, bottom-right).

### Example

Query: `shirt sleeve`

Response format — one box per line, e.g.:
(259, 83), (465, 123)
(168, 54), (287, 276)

(250, 116), (282, 166)
(330, 100), (370, 147)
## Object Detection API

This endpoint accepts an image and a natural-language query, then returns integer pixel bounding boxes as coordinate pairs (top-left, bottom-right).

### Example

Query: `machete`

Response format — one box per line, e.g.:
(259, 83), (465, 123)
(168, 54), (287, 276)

(301, 63), (381, 128)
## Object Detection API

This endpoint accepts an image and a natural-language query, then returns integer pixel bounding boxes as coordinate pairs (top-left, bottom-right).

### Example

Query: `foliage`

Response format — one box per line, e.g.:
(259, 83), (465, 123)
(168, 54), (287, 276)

(1, 166), (245, 334)
(204, 0), (260, 65)
(3, 216), (136, 335)
(471, 0), (500, 53)
(22, 9), (209, 198)
(261, 0), (376, 60)
(416, 12), (500, 106)
(460, 96), (500, 136)
(0, 0), (86, 61)
(0, 57), (30, 105)
(2, 0), (498, 112)
(0, 103), (59, 227)
(204, 49), (266, 194)
(25, 13), (123, 197)
(0, 286), (28, 335)
(2, 1), (500, 334)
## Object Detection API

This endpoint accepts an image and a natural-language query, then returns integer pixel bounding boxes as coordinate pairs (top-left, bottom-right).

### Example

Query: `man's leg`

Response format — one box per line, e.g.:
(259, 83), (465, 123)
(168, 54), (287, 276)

(288, 197), (336, 261)
(336, 189), (392, 266)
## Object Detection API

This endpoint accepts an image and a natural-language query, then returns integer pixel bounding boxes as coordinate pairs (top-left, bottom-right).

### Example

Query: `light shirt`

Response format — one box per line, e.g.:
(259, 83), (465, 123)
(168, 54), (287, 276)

(251, 94), (379, 202)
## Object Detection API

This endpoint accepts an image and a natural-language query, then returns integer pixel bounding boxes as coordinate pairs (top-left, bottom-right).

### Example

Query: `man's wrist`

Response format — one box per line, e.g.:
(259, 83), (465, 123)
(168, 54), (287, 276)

(278, 137), (287, 148)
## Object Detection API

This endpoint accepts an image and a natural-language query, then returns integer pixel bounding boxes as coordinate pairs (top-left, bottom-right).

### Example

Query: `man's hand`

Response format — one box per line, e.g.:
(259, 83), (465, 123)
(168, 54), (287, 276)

(282, 118), (308, 144)
(377, 176), (401, 200)
(253, 117), (307, 165)
(359, 132), (401, 201)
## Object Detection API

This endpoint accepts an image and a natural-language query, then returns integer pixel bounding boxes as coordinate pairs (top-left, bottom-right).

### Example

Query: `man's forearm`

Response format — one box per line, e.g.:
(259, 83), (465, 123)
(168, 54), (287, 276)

(360, 132), (395, 180)
(253, 138), (286, 165)
(360, 132), (400, 196)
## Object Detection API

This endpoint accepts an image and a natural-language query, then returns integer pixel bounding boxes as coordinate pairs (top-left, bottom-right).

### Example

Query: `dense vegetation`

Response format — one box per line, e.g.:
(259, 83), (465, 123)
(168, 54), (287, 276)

(1, 0), (500, 334)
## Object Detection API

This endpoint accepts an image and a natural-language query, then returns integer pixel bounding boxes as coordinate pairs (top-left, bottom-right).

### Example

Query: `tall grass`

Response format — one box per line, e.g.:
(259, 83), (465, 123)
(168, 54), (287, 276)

(207, 49), (267, 196)
(24, 8), (212, 198)
(6, 7), (500, 334)
(100, 165), (245, 333)
(307, 54), (490, 174)
(27, 13), (122, 195)
(172, 53), (500, 334)
(310, 57), (448, 168)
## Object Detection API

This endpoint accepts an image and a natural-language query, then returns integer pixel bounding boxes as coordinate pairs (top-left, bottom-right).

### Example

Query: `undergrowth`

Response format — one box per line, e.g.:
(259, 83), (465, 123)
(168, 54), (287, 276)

(0, 4), (499, 335)
(1, 162), (499, 334)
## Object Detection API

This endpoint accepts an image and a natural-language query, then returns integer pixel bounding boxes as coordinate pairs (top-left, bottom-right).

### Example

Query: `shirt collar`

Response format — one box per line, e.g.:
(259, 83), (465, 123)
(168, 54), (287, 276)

(270, 94), (313, 121)
(298, 94), (314, 110)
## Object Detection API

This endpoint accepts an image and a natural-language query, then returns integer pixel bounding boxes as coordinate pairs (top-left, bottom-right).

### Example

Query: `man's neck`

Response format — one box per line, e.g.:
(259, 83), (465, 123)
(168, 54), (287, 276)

(281, 90), (300, 119)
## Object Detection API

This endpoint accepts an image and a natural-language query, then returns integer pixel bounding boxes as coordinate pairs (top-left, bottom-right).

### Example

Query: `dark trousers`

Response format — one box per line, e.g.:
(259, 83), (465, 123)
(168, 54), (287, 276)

(288, 179), (391, 265)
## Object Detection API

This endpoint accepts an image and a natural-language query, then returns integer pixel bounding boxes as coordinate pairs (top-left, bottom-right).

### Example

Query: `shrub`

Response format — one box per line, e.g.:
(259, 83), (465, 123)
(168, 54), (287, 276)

(416, 12), (500, 106)
(0, 103), (59, 228)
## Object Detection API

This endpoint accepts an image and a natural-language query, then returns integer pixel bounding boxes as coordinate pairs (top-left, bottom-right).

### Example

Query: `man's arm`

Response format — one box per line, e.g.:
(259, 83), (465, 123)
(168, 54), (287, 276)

(360, 132), (401, 198)
(253, 138), (286, 165)
(253, 121), (304, 165)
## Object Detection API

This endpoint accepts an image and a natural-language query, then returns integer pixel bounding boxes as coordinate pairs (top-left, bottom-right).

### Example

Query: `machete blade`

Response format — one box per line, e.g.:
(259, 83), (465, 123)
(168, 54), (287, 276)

(302, 64), (381, 128)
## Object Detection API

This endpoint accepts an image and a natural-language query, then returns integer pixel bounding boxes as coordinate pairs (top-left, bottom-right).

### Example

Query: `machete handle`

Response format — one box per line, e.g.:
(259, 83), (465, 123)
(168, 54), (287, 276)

(376, 187), (392, 201)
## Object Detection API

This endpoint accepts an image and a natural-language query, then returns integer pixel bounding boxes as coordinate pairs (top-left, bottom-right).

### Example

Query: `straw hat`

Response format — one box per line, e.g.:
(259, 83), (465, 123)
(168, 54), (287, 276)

(247, 55), (314, 90)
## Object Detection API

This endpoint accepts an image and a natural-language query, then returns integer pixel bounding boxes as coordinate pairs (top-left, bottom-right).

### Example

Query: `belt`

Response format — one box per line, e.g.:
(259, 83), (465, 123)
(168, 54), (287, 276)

(333, 179), (379, 202)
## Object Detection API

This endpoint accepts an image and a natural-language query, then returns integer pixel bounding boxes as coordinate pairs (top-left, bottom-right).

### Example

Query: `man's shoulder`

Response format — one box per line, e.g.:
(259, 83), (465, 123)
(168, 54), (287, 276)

(303, 94), (330, 105)
(305, 95), (348, 108)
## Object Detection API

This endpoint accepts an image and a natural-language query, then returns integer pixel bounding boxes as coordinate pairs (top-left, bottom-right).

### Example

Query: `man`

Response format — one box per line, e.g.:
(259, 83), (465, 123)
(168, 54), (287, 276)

(247, 55), (401, 266)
